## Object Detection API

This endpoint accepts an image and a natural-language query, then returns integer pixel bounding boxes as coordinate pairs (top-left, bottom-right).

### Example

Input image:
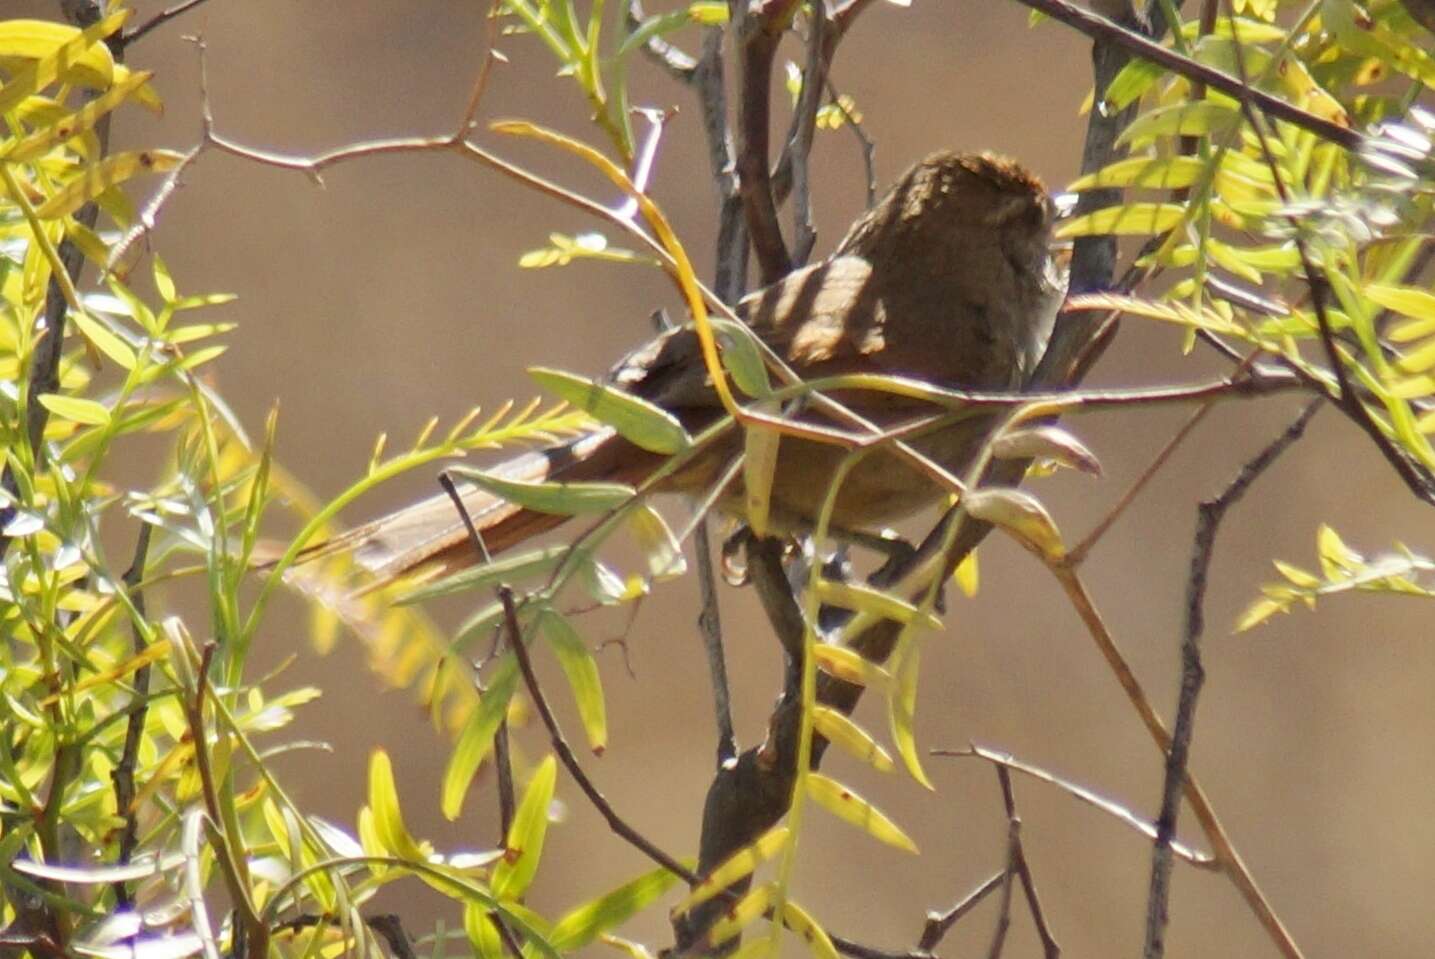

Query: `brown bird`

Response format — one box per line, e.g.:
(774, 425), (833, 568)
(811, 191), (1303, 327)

(312, 151), (1064, 589)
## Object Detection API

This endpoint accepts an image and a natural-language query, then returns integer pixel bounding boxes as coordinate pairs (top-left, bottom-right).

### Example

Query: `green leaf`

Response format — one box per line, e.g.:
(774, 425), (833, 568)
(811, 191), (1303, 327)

(687, 1), (728, 23)
(712, 318), (772, 398)
(38, 393), (109, 426)
(1366, 283), (1435, 323)
(952, 550), (979, 597)
(805, 774), (918, 853)
(812, 706), (893, 772)
(1116, 100), (1241, 149)
(400, 546), (569, 605)
(493, 755), (558, 899)
(811, 644), (891, 689)
(367, 750), (427, 861)
(782, 899), (839, 959)
(0, 13), (129, 114)
(441, 655), (520, 819)
(814, 579), (942, 630)
(448, 465), (634, 515)
(3, 69), (155, 163)
(1068, 155), (1208, 192)
(706, 882), (775, 948)
(464, 902), (507, 959)
(676, 826), (789, 913)
(887, 639), (931, 788)
(1055, 202), (1189, 240)
(529, 367), (690, 454)
(550, 864), (686, 949)
(70, 310), (135, 370)
(34, 150), (187, 220)
(1101, 56), (1165, 113)
(540, 610), (607, 754)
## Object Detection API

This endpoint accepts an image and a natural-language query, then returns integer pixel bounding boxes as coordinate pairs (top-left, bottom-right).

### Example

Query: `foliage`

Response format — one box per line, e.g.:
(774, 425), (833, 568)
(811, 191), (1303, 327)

(6, 2), (1435, 959)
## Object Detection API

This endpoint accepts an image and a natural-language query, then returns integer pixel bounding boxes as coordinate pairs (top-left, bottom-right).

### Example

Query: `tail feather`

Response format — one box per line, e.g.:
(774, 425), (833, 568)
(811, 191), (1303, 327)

(301, 427), (661, 590)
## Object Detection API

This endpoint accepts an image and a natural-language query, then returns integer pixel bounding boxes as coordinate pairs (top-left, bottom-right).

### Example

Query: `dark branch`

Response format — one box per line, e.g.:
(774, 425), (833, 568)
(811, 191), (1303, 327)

(1142, 399), (1321, 958)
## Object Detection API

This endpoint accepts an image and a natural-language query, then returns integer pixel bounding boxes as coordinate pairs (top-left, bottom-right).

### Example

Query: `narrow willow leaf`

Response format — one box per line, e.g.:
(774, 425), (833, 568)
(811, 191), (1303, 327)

(38, 393), (109, 426)
(464, 902), (506, 959)
(887, 641), (931, 788)
(35, 150), (187, 220)
(69, 310), (136, 370)
(1054, 202), (1188, 239)
(1366, 284), (1435, 322)
(1064, 291), (1245, 336)
(676, 826), (790, 913)
(963, 488), (1064, 560)
(400, 546), (569, 605)
(448, 465), (634, 515)
(1116, 100), (1241, 149)
(687, 1), (729, 23)
(441, 654), (520, 819)
(367, 750), (427, 862)
(541, 610), (607, 754)
(812, 706), (893, 772)
(782, 899), (839, 959)
(529, 367), (690, 454)
(1274, 560), (1321, 589)
(493, 755), (558, 899)
(550, 864), (686, 949)
(805, 774), (917, 853)
(0, 13), (129, 114)
(991, 426), (1101, 475)
(706, 882), (775, 948)
(1235, 596), (1288, 632)
(1068, 155), (1207, 191)
(712, 318), (772, 398)
(811, 644), (891, 688)
(1388, 317), (1435, 344)
(4, 69), (155, 163)
(814, 579), (941, 629)
(1101, 57), (1165, 113)
(1316, 524), (1362, 579)
(743, 421), (780, 537)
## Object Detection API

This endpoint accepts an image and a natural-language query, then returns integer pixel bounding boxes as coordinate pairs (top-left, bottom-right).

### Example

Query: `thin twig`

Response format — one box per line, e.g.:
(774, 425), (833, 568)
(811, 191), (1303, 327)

(789, 1), (829, 265)
(693, 519), (738, 766)
(992, 768), (1060, 959)
(918, 871), (1005, 952)
(110, 524), (154, 907)
(825, 75), (876, 209)
(936, 745), (1215, 868)
(983, 818), (1019, 959)
(734, 1), (798, 283)
(1143, 398), (1320, 959)
(119, 0), (217, 48)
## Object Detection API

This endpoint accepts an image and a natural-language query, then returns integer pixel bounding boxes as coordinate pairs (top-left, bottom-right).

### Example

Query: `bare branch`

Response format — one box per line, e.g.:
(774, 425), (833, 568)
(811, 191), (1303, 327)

(1143, 398), (1320, 958)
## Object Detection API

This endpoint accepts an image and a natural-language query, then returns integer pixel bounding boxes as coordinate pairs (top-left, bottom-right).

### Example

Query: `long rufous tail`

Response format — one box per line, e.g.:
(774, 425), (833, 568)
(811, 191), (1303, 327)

(303, 428), (662, 590)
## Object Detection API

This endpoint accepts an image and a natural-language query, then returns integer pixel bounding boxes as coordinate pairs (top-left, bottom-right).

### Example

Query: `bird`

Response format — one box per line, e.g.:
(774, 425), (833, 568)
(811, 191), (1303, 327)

(306, 150), (1065, 590)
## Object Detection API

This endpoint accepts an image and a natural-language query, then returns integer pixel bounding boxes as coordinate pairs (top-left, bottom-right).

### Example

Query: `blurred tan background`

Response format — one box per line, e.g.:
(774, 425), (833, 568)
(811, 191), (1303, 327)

(19, 1), (1435, 955)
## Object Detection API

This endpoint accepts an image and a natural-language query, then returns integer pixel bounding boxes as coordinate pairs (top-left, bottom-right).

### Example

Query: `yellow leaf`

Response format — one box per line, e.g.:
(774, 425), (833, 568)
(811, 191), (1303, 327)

(674, 826), (790, 914)
(805, 774), (918, 853)
(35, 149), (187, 220)
(812, 706), (894, 772)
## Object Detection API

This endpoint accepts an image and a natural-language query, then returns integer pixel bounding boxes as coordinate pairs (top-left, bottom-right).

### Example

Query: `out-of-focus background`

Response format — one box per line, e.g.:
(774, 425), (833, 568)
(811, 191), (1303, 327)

(17, 1), (1435, 955)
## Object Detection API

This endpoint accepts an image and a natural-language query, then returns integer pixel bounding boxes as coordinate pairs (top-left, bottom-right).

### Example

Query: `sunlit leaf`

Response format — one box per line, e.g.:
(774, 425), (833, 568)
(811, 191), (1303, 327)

(448, 465), (634, 515)
(550, 864), (686, 949)
(675, 826), (790, 913)
(529, 367), (690, 454)
(367, 750), (428, 862)
(805, 774), (917, 853)
(34, 150), (187, 220)
(963, 488), (1064, 560)
(493, 755), (558, 899)
(541, 610), (607, 754)
(782, 899), (839, 959)
(811, 643), (891, 689)
(706, 883), (775, 948)
(441, 655), (520, 820)
(991, 426), (1101, 475)
(812, 706), (893, 772)
(38, 393), (109, 426)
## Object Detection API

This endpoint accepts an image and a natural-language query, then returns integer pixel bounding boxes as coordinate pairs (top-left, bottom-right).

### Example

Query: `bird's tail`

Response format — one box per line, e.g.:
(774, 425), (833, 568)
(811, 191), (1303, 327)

(297, 427), (660, 591)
